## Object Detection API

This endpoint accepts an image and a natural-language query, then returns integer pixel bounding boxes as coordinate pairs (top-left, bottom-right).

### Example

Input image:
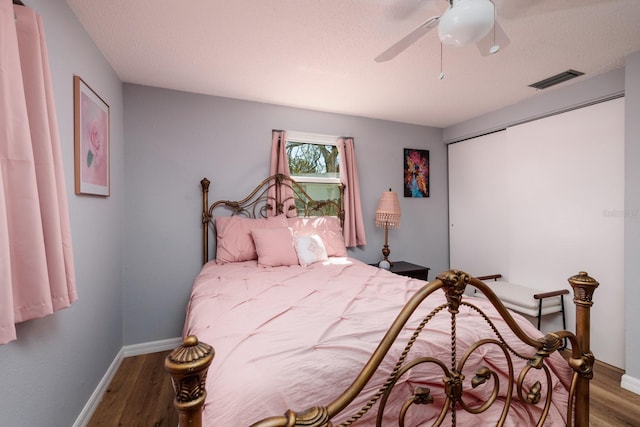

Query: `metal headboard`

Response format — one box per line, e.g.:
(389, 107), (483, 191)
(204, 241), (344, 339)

(200, 174), (345, 265)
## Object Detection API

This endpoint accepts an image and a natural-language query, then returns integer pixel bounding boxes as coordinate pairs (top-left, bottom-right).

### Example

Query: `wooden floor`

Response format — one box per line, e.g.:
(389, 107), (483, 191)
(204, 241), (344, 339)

(87, 350), (177, 427)
(88, 350), (640, 426)
(588, 359), (640, 426)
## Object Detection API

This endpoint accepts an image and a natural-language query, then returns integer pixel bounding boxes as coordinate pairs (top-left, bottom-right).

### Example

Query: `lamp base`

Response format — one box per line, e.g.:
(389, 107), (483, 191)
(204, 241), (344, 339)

(381, 242), (394, 268)
(380, 223), (395, 269)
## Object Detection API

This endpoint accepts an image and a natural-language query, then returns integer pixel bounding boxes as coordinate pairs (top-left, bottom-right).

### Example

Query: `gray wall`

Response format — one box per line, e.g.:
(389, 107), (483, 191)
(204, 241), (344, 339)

(3, 2), (637, 425)
(624, 51), (640, 388)
(122, 84), (447, 344)
(0, 1), (125, 426)
(444, 58), (640, 384)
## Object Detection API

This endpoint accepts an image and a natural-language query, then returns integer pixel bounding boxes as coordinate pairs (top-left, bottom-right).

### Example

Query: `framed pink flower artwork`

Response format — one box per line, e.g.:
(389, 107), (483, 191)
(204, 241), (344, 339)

(74, 75), (110, 196)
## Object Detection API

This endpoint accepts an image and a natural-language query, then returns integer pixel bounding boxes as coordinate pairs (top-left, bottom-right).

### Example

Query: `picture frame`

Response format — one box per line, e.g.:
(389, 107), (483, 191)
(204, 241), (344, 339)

(74, 75), (110, 196)
(403, 148), (429, 198)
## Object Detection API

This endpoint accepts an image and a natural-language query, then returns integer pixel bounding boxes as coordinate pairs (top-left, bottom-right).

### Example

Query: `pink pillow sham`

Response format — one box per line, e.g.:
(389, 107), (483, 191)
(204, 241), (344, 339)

(251, 227), (299, 267)
(287, 216), (347, 257)
(215, 215), (288, 263)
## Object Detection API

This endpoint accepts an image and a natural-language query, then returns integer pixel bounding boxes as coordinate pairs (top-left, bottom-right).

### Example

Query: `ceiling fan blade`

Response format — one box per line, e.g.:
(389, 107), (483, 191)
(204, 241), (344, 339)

(375, 16), (440, 63)
(476, 21), (510, 56)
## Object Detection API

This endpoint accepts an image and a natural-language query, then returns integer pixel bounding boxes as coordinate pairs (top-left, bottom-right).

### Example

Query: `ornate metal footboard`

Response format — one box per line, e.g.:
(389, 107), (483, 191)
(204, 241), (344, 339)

(166, 269), (598, 427)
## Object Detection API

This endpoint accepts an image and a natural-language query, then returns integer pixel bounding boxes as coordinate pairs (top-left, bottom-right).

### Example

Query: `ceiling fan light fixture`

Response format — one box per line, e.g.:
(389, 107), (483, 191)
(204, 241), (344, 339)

(438, 0), (495, 47)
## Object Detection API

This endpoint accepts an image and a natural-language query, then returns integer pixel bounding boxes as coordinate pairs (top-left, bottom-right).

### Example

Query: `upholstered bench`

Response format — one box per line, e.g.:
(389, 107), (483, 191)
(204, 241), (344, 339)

(475, 274), (569, 332)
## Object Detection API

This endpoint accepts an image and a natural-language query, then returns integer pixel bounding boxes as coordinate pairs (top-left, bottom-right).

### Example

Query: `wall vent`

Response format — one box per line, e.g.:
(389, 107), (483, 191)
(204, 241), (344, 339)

(529, 69), (585, 90)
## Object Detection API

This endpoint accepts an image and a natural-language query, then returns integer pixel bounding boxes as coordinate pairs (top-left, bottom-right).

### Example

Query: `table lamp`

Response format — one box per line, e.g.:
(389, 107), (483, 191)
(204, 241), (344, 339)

(375, 189), (401, 269)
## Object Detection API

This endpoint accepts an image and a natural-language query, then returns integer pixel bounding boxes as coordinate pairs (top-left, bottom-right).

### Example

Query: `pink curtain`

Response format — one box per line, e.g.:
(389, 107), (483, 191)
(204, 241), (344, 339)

(0, 1), (77, 345)
(338, 137), (366, 247)
(268, 130), (295, 216)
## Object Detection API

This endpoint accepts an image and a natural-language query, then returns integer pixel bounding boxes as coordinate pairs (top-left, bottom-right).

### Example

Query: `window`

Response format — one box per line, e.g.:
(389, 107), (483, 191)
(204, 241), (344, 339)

(272, 130), (365, 246)
(286, 131), (341, 216)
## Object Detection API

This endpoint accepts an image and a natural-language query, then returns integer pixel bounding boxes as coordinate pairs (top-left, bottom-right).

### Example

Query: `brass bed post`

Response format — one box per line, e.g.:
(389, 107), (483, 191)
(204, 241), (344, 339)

(201, 178), (211, 265)
(165, 336), (214, 427)
(568, 271), (599, 427)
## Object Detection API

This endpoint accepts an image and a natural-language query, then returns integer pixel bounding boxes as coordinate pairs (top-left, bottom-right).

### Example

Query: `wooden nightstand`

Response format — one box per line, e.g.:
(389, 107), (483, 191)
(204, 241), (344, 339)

(389, 261), (430, 280)
(371, 261), (430, 280)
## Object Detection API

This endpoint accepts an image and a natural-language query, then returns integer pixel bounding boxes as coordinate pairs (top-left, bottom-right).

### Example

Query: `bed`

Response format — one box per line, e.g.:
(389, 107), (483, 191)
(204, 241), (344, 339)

(165, 174), (598, 427)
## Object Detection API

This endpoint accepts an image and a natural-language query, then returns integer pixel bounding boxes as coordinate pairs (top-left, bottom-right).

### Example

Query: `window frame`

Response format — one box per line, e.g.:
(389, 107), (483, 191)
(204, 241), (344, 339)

(285, 131), (341, 185)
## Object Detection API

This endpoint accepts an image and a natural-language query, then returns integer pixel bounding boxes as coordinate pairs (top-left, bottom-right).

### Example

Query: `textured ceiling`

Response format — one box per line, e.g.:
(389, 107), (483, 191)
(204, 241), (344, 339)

(66, 0), (640, 128)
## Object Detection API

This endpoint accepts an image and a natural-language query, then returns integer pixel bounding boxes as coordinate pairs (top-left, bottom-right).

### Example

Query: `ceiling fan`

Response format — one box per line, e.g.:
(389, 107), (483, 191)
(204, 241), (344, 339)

(375, 0), (510, 63)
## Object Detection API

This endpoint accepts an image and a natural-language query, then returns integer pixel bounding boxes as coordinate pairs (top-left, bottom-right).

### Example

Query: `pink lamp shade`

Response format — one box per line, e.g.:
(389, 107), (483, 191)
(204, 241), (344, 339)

(375, 189), (401, 268)
(375, 189), (401, 228)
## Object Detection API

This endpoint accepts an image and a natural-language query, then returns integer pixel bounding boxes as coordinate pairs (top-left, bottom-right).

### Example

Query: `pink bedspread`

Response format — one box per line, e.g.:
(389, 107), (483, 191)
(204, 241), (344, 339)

(183, 258), (572, 426)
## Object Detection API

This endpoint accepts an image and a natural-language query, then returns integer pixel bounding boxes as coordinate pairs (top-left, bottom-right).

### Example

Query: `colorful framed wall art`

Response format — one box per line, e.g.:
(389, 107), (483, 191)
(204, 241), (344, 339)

(403, 148), (429, 198)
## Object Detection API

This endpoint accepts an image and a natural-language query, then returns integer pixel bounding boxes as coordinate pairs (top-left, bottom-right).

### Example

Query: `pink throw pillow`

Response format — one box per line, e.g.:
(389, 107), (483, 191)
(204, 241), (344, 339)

(215, 215), (288, 263)
(287, 216), (347, 257)
(294, 235), (329, 266)
(251, 227), (299, 267)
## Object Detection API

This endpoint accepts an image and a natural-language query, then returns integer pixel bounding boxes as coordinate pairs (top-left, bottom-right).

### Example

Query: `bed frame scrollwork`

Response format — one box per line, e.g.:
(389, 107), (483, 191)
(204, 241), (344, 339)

(166, 269), (598, 426)
(199, 173), (345, 265)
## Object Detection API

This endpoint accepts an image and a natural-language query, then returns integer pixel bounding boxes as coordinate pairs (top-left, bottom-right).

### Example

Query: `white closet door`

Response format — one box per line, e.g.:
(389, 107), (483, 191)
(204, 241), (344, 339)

(448, 130), (509, 280)
(505, 98), (624, 368)
(448, 97), (624, 368)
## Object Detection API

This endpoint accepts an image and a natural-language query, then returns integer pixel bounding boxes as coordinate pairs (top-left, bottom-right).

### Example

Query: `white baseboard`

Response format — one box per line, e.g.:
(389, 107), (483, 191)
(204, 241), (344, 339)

(72, 346), (124, 427)
(73, 337), (182, 427)
(123, 336), (182, 357)
(621, 373), (640, 395)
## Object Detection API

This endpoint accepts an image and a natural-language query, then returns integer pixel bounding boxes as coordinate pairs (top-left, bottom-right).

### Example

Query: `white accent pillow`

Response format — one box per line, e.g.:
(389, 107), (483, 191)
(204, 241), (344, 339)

(294, 234), (329, 266)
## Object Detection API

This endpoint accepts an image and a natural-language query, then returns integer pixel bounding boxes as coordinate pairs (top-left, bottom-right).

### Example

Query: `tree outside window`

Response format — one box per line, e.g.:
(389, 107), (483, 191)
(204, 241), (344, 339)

(286, 137), (341, 216)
